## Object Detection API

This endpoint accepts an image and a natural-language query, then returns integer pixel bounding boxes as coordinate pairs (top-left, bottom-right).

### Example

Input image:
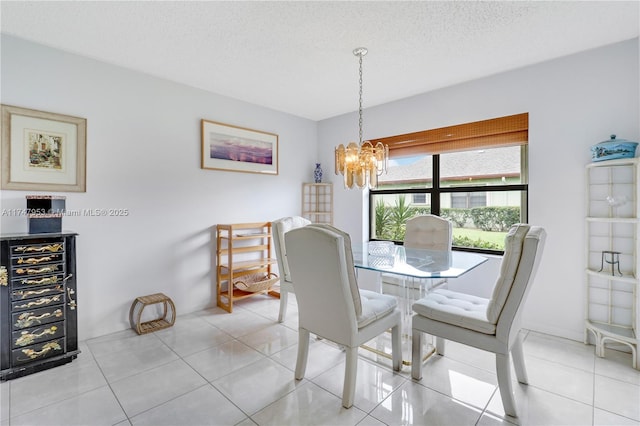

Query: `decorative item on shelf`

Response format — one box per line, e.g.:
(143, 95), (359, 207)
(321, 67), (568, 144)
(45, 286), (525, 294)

(26, 195), (66, 234)
(598, 250), (623, 276)
(590, 134), (638, 162)
(314, 163), (323, 183)
(233, 272), (279, 293)
(335, 47), (388, 189)
(606, 195), (630, 207)
(606, 194), (630, 217)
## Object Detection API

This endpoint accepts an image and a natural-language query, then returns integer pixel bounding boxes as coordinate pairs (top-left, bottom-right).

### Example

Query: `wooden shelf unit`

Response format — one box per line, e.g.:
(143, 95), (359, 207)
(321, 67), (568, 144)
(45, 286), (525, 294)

(216, 222), (279, 313)
(302, 182), (333, 224)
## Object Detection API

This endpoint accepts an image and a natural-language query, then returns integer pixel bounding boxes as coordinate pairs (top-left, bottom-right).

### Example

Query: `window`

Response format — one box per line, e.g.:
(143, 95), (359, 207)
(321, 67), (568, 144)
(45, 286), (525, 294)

(369, 114), (528, 254)
(412, 193), (427, 204)
(451, 192), (487, 208)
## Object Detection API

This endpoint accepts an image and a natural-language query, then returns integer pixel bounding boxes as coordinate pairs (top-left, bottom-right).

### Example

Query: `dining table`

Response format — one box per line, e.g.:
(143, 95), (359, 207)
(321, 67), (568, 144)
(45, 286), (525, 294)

(351, 242), (489, 366)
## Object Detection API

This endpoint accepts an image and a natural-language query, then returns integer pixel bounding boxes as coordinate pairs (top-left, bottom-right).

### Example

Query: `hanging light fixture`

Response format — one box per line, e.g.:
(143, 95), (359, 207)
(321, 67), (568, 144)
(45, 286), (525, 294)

(335, 47), (388, 189)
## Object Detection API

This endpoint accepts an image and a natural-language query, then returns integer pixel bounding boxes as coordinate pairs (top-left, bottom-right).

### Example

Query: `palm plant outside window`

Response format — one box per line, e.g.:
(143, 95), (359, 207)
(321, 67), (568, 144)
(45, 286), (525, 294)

(369, 114), (528, 254)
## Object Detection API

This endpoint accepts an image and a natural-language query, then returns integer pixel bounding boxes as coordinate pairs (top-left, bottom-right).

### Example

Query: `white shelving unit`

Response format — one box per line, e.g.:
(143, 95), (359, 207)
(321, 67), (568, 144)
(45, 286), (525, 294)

(584, 158), (639, 369)
(301, 183), (333, 224)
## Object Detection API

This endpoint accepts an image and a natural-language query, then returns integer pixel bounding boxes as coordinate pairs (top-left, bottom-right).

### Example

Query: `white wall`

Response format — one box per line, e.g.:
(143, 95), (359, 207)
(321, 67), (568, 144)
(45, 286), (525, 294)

(319, 38), (640, 342)
(0, 35), (318, 339)
(3, 35), (638, 344)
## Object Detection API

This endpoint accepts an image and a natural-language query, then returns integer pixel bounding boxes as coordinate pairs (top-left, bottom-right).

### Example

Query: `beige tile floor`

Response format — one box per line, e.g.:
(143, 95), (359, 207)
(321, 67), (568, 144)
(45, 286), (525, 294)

(1, 295), (639, 426)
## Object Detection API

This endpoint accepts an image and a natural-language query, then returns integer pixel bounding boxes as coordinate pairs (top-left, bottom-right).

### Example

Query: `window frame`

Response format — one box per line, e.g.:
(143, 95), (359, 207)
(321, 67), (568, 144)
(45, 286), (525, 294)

(368, 115), (529, 255)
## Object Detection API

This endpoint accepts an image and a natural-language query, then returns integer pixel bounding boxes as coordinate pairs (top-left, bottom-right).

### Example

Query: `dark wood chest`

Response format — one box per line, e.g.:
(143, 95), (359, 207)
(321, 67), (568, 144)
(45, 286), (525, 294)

(1, 232), (79, 380)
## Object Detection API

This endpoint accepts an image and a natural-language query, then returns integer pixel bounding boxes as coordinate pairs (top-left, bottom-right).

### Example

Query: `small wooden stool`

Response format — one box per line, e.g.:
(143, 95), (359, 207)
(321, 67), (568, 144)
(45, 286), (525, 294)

(129, 293), (176, 335)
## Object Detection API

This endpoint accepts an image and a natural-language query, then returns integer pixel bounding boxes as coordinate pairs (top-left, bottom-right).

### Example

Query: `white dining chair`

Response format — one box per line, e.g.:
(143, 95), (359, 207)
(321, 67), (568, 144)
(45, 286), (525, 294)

(271, 216), (311, 323)
(404, 214), (453, 251)
(285, 224), (402, 408)
(411, 224), (546, 418)
(382, 214), (453, 299)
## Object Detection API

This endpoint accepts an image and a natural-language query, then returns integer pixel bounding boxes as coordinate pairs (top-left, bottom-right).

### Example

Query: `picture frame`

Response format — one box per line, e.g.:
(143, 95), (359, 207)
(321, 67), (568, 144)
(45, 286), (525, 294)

(1, 105), (87, 192)
(201, 119), (278, 175)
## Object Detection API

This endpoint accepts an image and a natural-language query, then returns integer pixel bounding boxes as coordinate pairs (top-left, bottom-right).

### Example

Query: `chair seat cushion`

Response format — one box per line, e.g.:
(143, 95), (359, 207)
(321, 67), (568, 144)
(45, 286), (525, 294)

(358, 289), (397, 328)
(412, 289), (496, 334)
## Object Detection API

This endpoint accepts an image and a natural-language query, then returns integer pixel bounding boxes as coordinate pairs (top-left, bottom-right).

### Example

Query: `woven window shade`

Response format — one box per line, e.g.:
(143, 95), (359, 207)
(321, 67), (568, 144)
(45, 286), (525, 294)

(370, 113), (528, 157)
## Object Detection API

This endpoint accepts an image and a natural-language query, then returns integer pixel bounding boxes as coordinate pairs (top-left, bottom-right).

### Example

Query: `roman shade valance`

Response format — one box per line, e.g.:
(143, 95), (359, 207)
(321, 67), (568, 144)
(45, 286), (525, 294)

(370, 113), (528, 157)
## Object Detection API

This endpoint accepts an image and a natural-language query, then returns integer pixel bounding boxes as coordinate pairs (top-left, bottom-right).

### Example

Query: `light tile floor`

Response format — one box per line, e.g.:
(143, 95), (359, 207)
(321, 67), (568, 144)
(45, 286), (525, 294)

(1, 295), (639, 426)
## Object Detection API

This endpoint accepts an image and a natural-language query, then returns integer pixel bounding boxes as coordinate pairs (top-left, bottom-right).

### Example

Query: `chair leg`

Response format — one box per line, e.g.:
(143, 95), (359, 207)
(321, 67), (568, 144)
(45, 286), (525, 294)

(295, 328), (310, 380)
(342, 347), (358, 408)
(278, 289), (289, 323)
(512, 336), (529, 384)
(411, 330), (423, 380)
(496, 352), (518, 417)
(391, 324), (401, 372)
(435, 336), (446, 355)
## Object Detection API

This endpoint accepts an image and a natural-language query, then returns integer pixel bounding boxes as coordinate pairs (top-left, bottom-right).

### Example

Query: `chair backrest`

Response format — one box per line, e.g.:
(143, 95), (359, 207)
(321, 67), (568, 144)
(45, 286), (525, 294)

(305, 223), (362, 316)
(285, 226), (360, 343)
(404, 215), (453, 251)
(271, 216), (311, 283)
(490, 225), (546, 342)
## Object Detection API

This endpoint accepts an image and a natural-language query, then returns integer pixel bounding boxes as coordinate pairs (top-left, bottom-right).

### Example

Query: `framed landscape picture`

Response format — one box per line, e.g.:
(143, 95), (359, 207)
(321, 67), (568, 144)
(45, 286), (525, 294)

(201, 119), (278, 175)
(1, 105), (87, 192)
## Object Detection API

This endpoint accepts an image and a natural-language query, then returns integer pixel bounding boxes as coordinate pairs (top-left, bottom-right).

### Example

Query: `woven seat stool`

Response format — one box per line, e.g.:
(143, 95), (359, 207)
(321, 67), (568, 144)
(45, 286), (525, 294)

(129, 293), (176, 335)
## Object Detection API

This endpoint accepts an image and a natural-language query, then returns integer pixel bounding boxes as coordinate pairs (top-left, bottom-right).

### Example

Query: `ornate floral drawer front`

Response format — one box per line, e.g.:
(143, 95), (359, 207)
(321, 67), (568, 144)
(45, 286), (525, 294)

(12, 337), (65, 366)
(12, 273), (66, 289)
(12, 321), (65, 349)
(12, 306), (65, 330)
(13, 263), (61, 277)
(11, 253), (63, 268)
(11, 284), (65, 301)
(10, 241), (64, 256)
(12, 293), (64, 311)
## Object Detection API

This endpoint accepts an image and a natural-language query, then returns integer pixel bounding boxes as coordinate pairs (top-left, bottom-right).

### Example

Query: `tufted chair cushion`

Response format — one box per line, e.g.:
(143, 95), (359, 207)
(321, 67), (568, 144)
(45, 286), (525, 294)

(412, 288), (495, 334)
(358, 289), (398, 328)
(272, 216), (311, 282)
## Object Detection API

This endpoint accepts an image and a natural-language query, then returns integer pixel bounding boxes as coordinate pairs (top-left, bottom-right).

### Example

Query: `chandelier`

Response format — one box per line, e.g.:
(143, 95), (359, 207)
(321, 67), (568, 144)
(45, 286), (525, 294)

(335, 47), (388, 189)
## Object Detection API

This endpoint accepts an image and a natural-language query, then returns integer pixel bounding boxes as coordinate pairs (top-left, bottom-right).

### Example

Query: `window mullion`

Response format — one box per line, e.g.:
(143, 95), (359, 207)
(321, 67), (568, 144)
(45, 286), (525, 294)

(432, 155), (440, 215)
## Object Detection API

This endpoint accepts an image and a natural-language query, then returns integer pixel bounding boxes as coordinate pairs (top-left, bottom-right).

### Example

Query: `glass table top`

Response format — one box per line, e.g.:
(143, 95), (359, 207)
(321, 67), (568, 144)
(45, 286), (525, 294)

(352, 242), (488, 279)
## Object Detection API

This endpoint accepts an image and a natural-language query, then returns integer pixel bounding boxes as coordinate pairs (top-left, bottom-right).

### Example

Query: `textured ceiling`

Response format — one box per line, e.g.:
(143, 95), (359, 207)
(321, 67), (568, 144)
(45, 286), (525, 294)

(1, 1), (639, 121)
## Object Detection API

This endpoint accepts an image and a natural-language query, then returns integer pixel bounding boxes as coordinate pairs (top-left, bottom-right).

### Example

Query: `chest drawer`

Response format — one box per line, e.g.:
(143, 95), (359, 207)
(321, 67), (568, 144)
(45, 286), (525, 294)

(12, 338), (65, 366)
(12, 263), (62, 277)
(12, 292), (64, 311)
(12, 273), (65, 289)
(12, 253), (63, 268)
(12, 306), (64, 330)
(11, 284), (65, 302)
(12, 321), (65, 349)
(10, 241), (64, 256)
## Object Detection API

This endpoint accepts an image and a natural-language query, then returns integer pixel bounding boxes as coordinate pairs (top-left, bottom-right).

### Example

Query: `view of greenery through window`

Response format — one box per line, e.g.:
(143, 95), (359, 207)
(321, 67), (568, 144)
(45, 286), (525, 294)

(370, 146), (527, 253)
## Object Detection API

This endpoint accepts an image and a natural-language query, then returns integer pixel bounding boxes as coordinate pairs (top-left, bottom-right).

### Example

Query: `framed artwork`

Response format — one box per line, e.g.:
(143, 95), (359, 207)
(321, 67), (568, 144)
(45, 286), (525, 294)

(201, 119), (278, 175)
(1, 105), (87, 192)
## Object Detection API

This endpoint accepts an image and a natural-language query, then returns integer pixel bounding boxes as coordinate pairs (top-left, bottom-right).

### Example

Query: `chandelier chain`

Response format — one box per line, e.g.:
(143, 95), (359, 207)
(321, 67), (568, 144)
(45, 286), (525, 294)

(358, 52), (363, 144)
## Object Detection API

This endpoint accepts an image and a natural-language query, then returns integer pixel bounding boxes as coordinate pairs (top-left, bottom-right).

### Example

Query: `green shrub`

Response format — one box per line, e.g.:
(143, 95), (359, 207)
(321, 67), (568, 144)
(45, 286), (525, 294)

(453, 235), (503, 250)
(469, 206), (520, 232)
(441, 208), (469, 227)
